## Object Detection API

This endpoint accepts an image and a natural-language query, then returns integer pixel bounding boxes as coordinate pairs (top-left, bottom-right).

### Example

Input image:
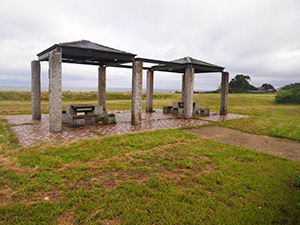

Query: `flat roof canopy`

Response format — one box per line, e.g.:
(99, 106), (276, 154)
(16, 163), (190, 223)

(37, 40), (136, 66)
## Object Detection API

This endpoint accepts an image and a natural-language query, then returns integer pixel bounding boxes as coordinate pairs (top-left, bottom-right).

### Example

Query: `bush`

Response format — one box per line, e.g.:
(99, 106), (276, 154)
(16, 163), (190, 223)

(275, 87), (300, 104)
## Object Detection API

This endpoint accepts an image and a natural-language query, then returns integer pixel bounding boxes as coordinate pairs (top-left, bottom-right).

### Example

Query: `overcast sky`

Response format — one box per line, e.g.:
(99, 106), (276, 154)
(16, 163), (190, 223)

(0, 0), (299, 91)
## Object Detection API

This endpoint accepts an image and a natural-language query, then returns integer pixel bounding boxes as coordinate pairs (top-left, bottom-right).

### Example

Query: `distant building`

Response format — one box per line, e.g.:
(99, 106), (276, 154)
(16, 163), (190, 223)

(247, 86), (277, 93)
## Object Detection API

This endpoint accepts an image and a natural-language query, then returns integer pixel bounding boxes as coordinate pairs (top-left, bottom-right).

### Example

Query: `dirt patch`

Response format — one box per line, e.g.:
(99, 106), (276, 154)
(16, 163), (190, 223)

(184, 126), (300, 162)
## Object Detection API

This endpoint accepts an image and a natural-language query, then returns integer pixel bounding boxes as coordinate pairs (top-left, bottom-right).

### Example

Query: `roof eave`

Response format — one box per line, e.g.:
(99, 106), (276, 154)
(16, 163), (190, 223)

(37, 45), (136, 62)
(37, 44), (59, 57)
(151, 63), (225, 73)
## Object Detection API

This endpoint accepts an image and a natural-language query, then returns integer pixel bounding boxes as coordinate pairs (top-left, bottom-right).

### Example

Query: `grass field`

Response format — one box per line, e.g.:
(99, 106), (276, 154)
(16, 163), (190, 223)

(0, 91), (299, 224)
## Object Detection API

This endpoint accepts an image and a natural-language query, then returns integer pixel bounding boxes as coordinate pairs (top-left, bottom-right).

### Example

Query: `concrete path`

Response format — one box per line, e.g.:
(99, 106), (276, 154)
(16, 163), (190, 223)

(184, 126), (300, 162)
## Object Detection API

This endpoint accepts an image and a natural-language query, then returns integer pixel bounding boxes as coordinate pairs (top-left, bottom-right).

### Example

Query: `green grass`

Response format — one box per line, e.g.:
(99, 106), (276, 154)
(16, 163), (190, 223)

(15, 130), (197, 169)
(205, 107), (300, 141)
(0, 130), (299, 224)
(0, 92), (299, 224)
(0, 91), (176, 102)
(192, 93), (300, 142)
(0, 91), (180, 115)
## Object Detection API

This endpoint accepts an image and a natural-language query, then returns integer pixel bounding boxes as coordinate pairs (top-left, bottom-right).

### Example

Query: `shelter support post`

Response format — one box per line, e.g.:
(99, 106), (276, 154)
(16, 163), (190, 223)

(131, 61), (143, 125)
(49, 51), (62, 133)
(98, 66), (106, 111)
(220, 71), (229, 115)
(181, 74), (186, 102)
(31, 60), (41, 120)
(184, 67), (194, 119)
(146, 70), (154, 112)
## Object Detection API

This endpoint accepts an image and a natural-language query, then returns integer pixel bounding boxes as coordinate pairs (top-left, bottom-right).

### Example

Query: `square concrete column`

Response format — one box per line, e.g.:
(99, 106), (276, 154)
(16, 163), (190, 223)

(49, 51), (62, 133)
(146, 70), (154, 112)
(184, 67), (194, 119)
(220, 72), (229, 115)
(31, 60), (41, 120)
(131, 60), (143, 125)
(98, 66), (106, 111)
(181, 74), (186, 102)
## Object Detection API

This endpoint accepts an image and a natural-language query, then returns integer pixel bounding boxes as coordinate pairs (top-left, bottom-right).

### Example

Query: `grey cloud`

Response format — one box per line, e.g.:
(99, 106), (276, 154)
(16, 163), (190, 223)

(0, 0), (299, 89)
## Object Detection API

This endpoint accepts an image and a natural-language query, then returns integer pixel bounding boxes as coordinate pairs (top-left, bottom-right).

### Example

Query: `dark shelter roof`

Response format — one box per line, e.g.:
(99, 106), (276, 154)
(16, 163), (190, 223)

(151, 56), (224, 73)
(36, 40), (225, 73)
(37, 40), (136, 66)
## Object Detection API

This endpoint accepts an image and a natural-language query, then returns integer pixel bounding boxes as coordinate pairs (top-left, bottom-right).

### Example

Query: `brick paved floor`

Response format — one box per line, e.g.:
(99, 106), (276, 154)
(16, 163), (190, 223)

(5, 109), (247, 147)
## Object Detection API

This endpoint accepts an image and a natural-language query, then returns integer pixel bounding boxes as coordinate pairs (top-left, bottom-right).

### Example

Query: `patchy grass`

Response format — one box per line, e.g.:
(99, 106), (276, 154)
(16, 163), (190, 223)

(201, 106), (300, 142)
(0, 92), (299, 224)
(13, 130), (197, 169)
(0, 118), (19, 154)
(0, 91), (176, 102)
(0, 129), (299, 224)
(0, 91), (180, 115)
(192, 94), (300, 142)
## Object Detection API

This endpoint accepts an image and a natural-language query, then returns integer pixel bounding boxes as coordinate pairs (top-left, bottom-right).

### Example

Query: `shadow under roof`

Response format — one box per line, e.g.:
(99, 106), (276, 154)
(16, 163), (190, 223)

(37, 40), (136, 66)
(151, 56), (224, 73)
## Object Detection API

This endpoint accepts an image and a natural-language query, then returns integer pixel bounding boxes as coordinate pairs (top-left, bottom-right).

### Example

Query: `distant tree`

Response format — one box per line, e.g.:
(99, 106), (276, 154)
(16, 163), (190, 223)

(261, 83), (275, 90)
(279, 82), (300, 92)
(229, 74), (256, 93)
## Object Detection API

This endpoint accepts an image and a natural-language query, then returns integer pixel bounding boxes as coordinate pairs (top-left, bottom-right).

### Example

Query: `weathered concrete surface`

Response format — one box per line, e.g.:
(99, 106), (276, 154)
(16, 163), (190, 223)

(94, 105), (103, 115)
(184, 67), (194, 119)
(31, 60), (41, 120)
(98, 66), (106, 111)
(220, 72), (229, 115)
(184, 126), (300, 162)
(7, 110), (248, 147)
(200, 108), (210, 116)
(163, 106), (173, 114)
(146, 70), (154, 112)
(181, 74), (186, 102)
(131, 61), (143, 125)
(49, 51), (62, 133)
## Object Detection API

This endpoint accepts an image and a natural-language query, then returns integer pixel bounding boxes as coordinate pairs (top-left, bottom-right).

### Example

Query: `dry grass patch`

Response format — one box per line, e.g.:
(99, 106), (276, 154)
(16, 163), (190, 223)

(0, 188), (18, 207)
(57, 211), (75, 225)
(0, 155), (38, 175)
(101, 218), (123, 225)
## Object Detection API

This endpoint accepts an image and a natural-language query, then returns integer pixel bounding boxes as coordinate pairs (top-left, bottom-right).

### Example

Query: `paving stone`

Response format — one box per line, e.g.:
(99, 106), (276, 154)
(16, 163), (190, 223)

(5, 109), (248, 147)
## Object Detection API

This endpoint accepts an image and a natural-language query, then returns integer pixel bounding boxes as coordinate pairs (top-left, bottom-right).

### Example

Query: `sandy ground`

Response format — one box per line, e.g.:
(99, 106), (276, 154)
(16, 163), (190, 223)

(184, 126), (300, 162)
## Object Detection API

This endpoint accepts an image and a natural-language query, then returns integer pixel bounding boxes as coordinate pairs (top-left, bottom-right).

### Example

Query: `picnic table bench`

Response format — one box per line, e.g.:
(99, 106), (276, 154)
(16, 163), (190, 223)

(163, 102), (209, 116)
(71, 104), (95, 114)
(62, 104), (115, 127)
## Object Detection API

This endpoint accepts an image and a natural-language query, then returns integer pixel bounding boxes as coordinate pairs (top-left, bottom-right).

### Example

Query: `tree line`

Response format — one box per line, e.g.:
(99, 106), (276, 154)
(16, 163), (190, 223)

(227, 74), (300, 104)
(228, 74), (275, 93)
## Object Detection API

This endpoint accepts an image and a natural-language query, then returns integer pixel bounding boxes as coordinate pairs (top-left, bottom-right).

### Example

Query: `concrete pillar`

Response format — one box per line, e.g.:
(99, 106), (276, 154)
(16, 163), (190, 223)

(98, 66), (106, 111)
(184, 67), (194, 119)
(181, 73), (186, 102)
(146, 70), (154, 112)
(49, 51), (62, 133)
(220, 71), (229, 115)
(31, 60), (41, 120)
(131, 60), (143, 125)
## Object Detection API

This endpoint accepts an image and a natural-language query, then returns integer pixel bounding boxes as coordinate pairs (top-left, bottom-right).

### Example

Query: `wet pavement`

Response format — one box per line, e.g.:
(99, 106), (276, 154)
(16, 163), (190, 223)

(5, 109), (248, 147)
